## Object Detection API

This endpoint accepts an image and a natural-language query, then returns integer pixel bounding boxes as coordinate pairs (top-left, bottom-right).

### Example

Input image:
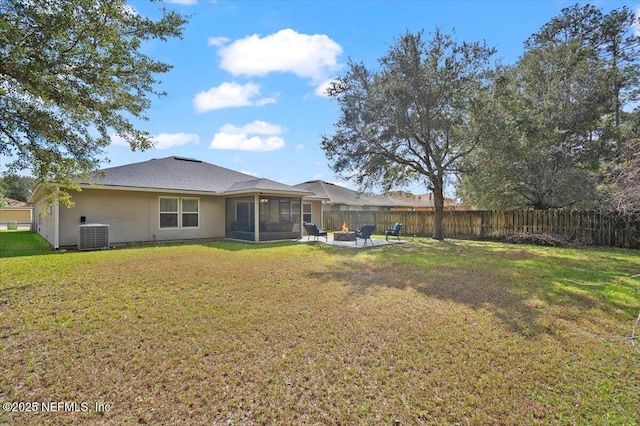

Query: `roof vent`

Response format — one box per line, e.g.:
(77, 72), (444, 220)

(174, 156), (202, 163)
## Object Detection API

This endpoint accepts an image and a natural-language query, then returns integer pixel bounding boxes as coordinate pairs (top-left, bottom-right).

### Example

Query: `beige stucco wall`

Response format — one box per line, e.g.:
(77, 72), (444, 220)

(34, 199), (56, 247)
(57, 188), (226, 247)
(312, 200), (323, 228)
(0, 209), (32, 223)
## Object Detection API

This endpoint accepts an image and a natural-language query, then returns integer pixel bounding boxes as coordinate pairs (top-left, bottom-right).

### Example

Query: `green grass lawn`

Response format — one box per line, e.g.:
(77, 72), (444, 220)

(0, 230), (53, 258)
(1, 233), (639, 424)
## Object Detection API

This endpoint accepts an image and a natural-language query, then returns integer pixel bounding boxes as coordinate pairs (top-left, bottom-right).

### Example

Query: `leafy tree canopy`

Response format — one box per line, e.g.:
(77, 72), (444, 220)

(0, 173), (36, 201)
(459, 4), (640, 211)
(0, 0), (187, 206)
(322, 29), (496, 239)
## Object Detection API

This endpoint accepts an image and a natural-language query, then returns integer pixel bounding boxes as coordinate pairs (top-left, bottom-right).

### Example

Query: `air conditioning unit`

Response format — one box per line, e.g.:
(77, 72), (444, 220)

(78, 224), (110, 251)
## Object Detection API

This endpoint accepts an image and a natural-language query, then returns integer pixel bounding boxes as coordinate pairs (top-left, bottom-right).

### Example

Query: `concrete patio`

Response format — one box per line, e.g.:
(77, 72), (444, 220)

(298, 234), (405, 249)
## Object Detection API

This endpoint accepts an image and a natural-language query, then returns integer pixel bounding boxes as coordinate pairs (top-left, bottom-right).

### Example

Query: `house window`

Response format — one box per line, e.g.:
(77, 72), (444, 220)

(181, 198), (199, 228)
(160, 198), (178, 228)
(303, 203), (312, 223)
(159, 197), (199, 229)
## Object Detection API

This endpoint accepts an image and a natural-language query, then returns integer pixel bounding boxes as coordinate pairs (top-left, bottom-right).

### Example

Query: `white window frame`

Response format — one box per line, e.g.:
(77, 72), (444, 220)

(303, 202), (312, 223)
(181, 198), (199, 229)
(160, 197), (179, 229)
(159, 197), (199, 229)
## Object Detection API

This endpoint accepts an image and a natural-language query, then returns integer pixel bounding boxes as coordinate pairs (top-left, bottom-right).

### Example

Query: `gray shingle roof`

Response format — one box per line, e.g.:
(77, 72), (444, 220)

(80, 156), (312, 196)
(293, 180), (414, 208)
(224, 177), (306, 194)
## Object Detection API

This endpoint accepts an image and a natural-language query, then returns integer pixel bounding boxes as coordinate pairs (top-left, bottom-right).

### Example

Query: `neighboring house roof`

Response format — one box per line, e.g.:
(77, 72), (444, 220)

(385, 193), (456, 208)
(79, 156), (311, 195)
(293, 180), (414, 208)
(293, 180), (467, 210)
(2, 198), (33, 209)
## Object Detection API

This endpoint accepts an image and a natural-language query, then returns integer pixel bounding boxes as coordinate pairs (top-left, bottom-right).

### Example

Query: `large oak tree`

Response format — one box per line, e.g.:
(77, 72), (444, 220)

(0, 0), (186, 205)
(322, 29), (496, 240)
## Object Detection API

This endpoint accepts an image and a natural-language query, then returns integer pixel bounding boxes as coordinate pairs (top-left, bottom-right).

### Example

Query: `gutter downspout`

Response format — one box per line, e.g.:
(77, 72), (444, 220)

(54, 195), (60, 250)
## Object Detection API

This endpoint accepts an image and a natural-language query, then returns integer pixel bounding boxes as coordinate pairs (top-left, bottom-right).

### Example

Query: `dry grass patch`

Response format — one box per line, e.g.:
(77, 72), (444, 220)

(1, 238), (639, 424)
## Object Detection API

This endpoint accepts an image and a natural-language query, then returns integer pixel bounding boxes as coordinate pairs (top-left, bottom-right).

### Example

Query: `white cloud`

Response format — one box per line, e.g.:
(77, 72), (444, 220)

(152, 133), (200, 149)
(240, 170), (260, 177)
(109, 133), (199, 150)
(218, 28), (342, 83)
(208, 36), (229, 47)
(210, 121), (285, 151)
(193, 82), (277, 113)
(109, 134), (128, 147)
(294, 144), (304, 151)
(226, 121), (282, 135)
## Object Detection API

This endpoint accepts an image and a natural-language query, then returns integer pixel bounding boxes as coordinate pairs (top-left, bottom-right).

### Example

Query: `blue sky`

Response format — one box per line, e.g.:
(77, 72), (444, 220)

(35, 1), (640, 193)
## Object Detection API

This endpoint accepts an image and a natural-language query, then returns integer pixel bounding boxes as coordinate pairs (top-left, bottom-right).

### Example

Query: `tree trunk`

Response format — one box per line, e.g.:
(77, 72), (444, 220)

(432, 180), (445, 240)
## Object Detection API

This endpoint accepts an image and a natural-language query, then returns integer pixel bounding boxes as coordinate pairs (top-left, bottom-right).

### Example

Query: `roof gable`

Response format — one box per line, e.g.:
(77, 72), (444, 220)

(224, 177), (306, 194)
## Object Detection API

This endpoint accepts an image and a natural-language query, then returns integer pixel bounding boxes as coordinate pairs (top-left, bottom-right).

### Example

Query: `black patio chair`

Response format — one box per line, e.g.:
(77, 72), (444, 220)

(355, 224), (376, 246)
(385, 223), (403, 241)
(303, 222), (328, 241)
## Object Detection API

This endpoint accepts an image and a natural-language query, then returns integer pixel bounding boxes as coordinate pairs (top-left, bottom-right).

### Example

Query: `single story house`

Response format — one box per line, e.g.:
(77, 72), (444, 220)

(28, 156), (324, 249)
(382, 192), (472, 211)
(293, 181), (470, 212)
(293, 180), (415, 211)
(1, 198), (33, 228)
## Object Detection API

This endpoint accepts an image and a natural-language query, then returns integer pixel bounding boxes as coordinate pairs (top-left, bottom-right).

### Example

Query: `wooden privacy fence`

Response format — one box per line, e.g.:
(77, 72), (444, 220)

(324, 210), (640, 249)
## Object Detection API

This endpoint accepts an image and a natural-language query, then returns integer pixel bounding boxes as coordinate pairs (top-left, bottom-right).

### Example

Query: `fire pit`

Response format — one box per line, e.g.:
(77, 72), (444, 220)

(334, 231), (356, 241)
(334, 223), (356, 242)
